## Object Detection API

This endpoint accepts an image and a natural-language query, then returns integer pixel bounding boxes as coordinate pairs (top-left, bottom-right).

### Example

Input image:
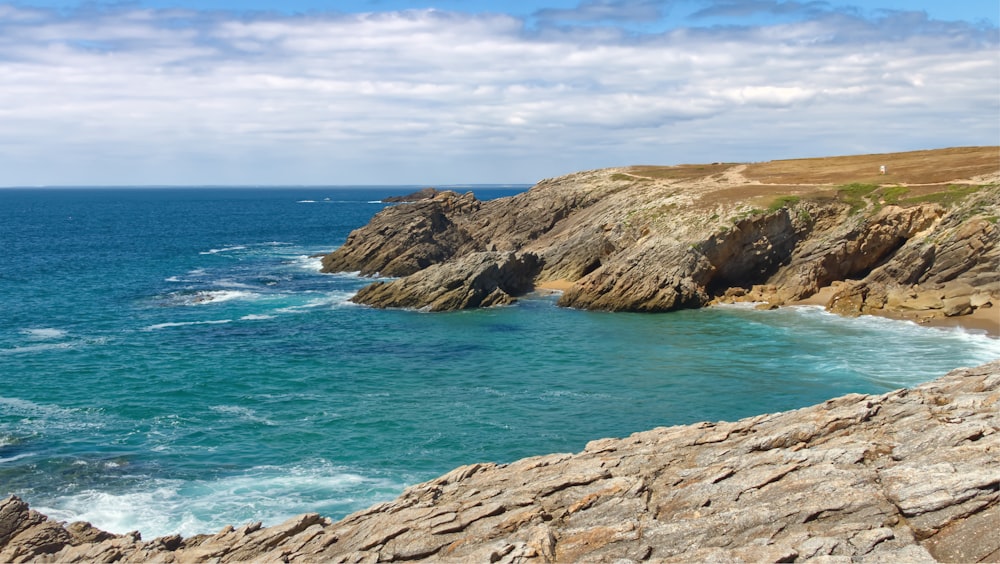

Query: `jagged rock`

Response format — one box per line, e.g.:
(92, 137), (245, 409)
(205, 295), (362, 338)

(2, 360), (998, 562)
(320, 190), (480, 277)
(381, 187), (441, 203)
(351, 252), (542, 311)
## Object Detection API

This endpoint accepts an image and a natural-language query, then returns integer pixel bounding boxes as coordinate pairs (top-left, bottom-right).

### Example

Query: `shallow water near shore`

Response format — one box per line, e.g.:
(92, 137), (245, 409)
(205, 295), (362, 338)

(1, 187), (998, 538)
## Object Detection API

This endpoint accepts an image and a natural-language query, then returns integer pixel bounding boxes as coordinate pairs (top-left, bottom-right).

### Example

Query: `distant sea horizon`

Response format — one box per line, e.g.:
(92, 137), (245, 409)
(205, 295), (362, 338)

(2, 186), (998, 539)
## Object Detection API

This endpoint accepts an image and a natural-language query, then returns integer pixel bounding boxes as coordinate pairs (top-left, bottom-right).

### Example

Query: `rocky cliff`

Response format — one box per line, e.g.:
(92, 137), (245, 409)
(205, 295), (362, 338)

(3, 360), (999, 562)
(321, 147), (999, 329)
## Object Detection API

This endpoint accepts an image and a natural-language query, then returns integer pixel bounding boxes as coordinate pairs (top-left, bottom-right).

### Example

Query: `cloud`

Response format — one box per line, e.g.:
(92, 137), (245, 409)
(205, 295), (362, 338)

(0, 4), (996, 185)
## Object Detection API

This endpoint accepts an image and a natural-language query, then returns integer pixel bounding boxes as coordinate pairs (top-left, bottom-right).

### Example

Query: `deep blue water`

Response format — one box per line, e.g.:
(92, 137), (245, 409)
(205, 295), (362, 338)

(1, 186), (998, 538)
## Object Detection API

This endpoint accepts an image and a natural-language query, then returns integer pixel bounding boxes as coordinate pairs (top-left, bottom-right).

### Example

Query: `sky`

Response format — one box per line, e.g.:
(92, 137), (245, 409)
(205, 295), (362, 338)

(1, 1), (997, 186)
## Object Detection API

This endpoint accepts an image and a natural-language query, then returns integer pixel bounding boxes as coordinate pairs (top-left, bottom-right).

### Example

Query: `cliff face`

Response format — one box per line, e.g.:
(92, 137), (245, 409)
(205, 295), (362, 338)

(3, 360), (999, 562)
(321, 147), (999, 327)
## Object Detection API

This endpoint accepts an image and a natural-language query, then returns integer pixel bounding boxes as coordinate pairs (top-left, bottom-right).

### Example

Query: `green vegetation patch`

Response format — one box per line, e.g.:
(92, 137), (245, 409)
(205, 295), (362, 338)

(767, 195), (801, 212)
(899, 184), (985, 207)
(836, 183), (880, 212)
(731, 208), (765, 224)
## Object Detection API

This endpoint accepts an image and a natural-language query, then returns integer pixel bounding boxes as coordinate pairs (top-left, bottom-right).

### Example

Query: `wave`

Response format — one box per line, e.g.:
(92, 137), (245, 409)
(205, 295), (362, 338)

(240, 314), (276, 321)
(20, 328), (68, 340)
(199, 246), (247, 255)
(717, 305), (1000, 388)
(0, 396), (106, 432)
(33, 462), (406, 538)
(273, 291), (357, 313)
(210, 279), (258, 289)
(296, 200), (317, 204)
(164, 290), (261, 307)
(143, 320), (233, 331)
(0, 452), (35, 464)
(0, 342), (75, 355)
(0, 336), (108, 356)
(288, 255), (323, 272)
(209, 405), (276, 426)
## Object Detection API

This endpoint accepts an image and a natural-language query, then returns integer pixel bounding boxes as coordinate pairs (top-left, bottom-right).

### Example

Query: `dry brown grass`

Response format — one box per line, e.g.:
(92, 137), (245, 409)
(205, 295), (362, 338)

(741, 146), (998, 185)
(626, 163), (736, 181)
(631, 147), (999, 212)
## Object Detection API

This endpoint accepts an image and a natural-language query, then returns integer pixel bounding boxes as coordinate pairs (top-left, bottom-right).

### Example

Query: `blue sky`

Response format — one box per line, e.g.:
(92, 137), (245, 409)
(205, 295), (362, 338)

(1, 0), (997, 185)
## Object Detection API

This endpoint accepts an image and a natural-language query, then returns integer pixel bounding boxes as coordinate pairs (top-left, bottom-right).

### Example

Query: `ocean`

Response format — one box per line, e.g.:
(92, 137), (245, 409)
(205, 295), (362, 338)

(1, 186), (998, 539)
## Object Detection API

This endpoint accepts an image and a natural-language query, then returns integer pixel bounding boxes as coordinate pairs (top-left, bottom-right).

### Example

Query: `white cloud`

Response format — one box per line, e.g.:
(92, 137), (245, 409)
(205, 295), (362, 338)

(0, 4), (996, 185)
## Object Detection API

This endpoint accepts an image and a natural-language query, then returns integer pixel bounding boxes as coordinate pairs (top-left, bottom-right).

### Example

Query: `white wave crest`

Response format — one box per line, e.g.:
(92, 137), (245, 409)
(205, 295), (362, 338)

(172, 290), (259, 306)
(0, 452), (35, 463)
(240, 314), (275, 321)
(143, 320), (233, 331)
(290, 255), (323, 272)
(20, 328), (67, 340)
(273, 291), (356, 314)
(210, 279), (257, 289)
(34, 463), (405, 538)
(199, 246), (246, 255)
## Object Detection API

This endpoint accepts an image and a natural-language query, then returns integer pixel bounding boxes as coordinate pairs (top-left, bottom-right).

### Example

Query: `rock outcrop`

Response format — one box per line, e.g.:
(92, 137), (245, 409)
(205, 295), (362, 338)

(381, 187), (443, 203)
(3, 360), (999, 562)
(320, 190), (480, 277)
(322, 147), (999, 328)
(352, 251), (541, 311)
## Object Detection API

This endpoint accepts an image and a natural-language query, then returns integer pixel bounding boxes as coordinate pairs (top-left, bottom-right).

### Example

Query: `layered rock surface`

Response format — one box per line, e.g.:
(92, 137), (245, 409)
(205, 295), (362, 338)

(321, 147), (999, 328)
(3, 360), (999, 562)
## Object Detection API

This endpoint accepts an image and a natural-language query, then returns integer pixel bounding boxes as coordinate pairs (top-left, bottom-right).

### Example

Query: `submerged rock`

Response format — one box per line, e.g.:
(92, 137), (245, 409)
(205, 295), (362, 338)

(3, 360), (999, 562)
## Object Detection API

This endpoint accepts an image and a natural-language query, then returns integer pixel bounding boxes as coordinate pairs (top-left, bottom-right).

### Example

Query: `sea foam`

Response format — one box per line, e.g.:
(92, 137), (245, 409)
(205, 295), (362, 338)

(20, 328), (67, 340)
(209, 405), (276, 426)
(34, 463), (405, 539)
(199, 246), (247, 255)
(143, 320), (233, 331)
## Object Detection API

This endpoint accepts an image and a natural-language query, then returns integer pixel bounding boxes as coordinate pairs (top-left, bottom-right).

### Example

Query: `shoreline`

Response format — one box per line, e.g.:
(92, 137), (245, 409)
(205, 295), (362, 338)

(789, 286), (999, 338)
(538, 280), (999, 338)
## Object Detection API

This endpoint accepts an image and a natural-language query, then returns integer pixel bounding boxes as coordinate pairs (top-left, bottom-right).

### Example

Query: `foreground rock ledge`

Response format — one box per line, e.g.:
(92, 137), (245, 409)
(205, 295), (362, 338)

(3, 361), (999, 563)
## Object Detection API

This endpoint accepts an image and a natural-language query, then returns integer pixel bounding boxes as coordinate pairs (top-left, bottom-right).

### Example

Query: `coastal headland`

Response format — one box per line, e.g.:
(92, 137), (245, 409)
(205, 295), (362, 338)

(324, 146), (999, 335)
(3, 360), (998, 561)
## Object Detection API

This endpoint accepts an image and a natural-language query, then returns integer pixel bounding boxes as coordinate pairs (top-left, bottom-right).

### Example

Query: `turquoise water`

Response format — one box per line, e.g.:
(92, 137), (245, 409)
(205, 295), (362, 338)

(1, 187), (998, 538)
